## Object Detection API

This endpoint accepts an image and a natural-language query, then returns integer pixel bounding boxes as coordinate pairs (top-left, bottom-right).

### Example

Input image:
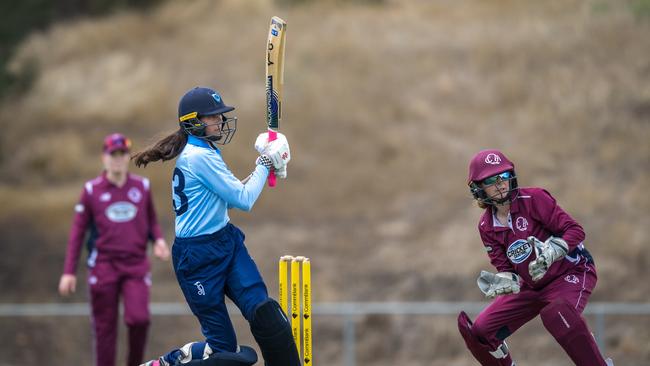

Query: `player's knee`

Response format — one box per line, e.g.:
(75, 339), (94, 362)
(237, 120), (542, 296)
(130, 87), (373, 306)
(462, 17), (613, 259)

(250, 298), (290, 336)
(125, 314), (150, 328)
(240, 288), (269, 322)
(458, 312), (512, 364)
(458, 311), (489, 341)
(249, 298), (300, 366)
(540, 298), (573, 328)
(540, 298), (585, 339)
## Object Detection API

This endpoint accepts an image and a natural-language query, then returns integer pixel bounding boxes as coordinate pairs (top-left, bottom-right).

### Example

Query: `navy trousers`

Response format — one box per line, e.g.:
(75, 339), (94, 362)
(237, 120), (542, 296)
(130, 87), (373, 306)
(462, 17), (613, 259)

(172, 223), (268, 352)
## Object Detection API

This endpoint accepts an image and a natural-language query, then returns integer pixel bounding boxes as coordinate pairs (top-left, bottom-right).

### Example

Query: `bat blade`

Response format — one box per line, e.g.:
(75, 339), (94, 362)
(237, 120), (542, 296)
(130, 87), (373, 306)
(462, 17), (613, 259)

(265, 16), (286, 187)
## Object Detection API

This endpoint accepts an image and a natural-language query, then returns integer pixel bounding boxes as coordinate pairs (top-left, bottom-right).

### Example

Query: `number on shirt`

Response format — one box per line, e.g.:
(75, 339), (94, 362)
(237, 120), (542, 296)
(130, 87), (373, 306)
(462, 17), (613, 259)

(172, 168), (188, 216)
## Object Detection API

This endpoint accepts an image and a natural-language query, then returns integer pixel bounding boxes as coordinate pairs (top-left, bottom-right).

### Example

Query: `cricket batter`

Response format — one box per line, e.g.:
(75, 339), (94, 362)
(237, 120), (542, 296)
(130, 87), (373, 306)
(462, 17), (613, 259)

(59, 133), (171, 366)
(458, 149), (613, 366)
(132, 87), (299, 366)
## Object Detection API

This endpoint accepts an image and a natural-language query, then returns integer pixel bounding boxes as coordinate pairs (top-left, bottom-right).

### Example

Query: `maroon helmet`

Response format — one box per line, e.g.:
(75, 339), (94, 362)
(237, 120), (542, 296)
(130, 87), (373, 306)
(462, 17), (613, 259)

(467, 149), (518, 205)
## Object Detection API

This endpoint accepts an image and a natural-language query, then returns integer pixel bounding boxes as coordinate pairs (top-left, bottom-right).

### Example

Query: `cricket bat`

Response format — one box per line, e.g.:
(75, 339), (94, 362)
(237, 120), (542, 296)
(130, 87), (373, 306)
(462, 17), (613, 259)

(265, 16), (287, 187)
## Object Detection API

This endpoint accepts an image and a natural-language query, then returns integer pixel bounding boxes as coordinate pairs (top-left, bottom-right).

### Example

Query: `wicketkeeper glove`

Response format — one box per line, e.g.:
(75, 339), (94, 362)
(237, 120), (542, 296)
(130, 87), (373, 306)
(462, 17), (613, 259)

(477, 270), (521, 299)
(528, 236), (569, 281)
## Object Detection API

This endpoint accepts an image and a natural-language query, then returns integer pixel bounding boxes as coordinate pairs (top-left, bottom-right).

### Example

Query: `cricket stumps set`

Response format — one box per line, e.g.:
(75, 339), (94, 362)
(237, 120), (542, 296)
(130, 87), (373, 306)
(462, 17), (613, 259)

(279, 255), (312, 365)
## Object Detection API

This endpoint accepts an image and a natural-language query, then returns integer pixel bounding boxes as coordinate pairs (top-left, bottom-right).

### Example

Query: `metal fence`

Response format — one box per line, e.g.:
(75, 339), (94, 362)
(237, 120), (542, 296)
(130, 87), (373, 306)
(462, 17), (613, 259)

(2, 301), (649, 366)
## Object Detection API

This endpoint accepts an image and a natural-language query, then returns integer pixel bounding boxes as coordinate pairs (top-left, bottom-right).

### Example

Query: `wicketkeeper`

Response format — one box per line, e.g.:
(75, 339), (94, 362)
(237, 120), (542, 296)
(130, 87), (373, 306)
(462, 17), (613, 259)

(458, 149), (613, 366)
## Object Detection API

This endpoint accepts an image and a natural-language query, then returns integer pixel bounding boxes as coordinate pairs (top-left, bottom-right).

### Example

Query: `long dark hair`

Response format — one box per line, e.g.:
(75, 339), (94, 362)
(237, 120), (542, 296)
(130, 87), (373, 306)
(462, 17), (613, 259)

(132, 129), (188, 167)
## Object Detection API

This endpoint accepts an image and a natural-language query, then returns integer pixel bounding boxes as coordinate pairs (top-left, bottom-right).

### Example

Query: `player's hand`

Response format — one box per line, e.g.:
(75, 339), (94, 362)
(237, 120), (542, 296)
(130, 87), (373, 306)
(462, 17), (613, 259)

(58, 274), (77, 296)
(153, 238), (170, 261)
(528, 236), (569, 281)
(273, 165), (288, 179)
(264, 137), (290, 169)
(477, 270), (521, 299)
(254, 132), (288, 154)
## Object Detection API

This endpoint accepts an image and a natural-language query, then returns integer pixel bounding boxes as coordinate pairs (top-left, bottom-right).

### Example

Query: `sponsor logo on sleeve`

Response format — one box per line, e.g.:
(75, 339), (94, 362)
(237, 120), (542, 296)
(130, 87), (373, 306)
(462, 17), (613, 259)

(506, 239), (533, 264)
(74, 204), (85, 213)
(105, 201), (138, 222)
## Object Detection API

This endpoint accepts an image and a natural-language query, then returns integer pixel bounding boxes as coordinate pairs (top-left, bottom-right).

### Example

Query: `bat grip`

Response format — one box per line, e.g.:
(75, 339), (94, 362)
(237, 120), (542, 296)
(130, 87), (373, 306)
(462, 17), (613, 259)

(267, 129), (277, 187)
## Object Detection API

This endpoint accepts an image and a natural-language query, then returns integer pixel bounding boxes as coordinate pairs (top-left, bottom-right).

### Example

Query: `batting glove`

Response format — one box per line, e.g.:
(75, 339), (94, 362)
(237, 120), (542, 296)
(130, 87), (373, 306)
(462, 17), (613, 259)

(265, 138), (290, 169)
(254, 131), (288, 155)
(256, 155), (274, 170)
(275, 165), (288, 179)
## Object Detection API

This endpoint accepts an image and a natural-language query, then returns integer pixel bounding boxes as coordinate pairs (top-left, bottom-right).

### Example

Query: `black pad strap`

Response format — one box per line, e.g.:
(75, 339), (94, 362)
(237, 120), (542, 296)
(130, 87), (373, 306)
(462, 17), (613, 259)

(184, 346), (257, 366)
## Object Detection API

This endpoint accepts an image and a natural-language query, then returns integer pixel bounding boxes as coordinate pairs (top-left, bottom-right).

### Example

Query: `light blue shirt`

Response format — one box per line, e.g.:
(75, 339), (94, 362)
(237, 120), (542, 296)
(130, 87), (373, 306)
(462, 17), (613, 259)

(173, 135), (269, 238)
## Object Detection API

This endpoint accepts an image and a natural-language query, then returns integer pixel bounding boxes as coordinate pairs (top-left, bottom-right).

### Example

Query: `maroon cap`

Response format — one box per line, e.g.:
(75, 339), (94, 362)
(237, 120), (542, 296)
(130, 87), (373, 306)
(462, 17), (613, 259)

(103, 133), (131, 153)
(467, 149), (515, 184)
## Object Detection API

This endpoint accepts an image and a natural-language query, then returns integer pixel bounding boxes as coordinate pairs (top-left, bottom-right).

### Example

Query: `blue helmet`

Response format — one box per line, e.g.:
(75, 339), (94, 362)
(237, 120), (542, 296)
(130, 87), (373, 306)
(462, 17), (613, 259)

(178, 87), (237, 144)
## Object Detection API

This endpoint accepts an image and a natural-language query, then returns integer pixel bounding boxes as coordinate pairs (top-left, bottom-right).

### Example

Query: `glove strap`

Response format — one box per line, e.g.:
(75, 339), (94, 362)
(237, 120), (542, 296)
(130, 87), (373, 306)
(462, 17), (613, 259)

(256, 155), (273, 170)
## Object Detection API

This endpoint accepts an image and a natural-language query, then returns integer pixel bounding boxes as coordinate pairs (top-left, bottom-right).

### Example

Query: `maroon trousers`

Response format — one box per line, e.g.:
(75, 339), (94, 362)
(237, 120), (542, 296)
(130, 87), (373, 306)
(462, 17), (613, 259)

(471, 261), (598, 360)
(88, 257), (151, 366)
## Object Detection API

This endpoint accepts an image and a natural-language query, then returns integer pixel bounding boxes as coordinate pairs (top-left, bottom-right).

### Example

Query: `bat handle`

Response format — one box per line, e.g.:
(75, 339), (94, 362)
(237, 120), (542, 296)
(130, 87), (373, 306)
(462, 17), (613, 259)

(267, 129), (277, 187)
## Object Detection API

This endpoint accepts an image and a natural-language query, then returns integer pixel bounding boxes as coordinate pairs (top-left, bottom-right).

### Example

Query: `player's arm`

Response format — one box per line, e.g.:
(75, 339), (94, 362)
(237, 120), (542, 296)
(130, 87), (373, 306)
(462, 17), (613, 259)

(193, 152), (269, 212)
(59, 187), (92, 295)
(144, 182), (169, 260)
(531, 189), (585, 249)
(479, 230), (514, 273)
(193, 136), (290, 210)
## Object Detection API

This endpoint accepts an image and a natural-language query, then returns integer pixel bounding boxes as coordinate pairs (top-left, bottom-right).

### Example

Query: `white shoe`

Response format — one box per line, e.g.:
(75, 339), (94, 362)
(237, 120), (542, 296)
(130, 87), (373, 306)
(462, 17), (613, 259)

(605, 358), (614, 366)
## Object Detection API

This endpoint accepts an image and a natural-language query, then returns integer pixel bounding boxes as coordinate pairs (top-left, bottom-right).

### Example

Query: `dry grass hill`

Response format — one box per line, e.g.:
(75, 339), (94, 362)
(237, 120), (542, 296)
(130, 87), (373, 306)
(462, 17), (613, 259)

(0, 0), (649, 365)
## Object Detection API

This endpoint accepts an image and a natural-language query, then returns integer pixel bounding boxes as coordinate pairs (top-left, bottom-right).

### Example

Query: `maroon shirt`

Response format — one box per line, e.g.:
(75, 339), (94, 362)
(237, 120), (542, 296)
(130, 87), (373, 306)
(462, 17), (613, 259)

(63, 172), (163, 274)
(478, 187), (588, 289)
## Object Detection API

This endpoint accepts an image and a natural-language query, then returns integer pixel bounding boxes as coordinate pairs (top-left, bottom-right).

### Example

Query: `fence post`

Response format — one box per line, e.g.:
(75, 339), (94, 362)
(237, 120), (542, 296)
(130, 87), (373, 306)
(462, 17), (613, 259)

(595, 305), (606, 354)
(343, 313), (356, 366)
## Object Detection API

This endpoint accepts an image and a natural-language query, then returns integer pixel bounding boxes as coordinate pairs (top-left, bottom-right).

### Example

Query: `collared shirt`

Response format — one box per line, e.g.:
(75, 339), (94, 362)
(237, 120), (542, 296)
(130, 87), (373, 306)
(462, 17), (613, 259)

(477, 187), (587, 289)
(64, 172), (163, 274)
(173, 135), (269, 238)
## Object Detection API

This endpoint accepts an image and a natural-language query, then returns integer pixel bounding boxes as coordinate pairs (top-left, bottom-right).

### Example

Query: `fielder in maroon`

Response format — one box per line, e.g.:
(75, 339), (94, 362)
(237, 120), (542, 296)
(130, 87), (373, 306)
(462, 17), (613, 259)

(59, 133), (170, 366)
(458, 149), (613, 366)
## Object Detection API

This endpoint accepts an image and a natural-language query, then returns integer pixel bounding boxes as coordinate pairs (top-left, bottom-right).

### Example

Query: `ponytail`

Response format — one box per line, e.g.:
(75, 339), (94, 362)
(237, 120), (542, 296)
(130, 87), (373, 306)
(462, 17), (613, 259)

(476, 200), (489, 209)
(132, 129), (187, 167)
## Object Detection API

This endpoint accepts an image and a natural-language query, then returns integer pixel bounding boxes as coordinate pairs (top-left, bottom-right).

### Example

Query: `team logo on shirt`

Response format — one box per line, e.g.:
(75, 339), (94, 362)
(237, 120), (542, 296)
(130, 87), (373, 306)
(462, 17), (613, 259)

(88, 275), (98, 285)
(506, 239), (533, 264)
(485, 153), (502, 165)
(100, 192), (111, 202)
(128, 187), (142, 203)
(105, 201), (138, 222)
(515, 217), (529, 231)
(564, 274), (580, 284)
